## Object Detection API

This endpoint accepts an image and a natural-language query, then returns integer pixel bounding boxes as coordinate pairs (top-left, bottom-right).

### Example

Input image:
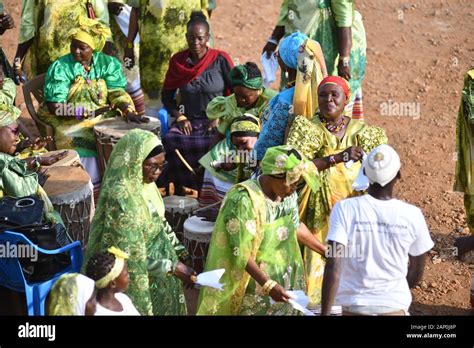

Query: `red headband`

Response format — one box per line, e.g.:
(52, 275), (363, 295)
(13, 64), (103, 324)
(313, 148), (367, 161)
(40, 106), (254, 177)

(318, 76), (350, 99)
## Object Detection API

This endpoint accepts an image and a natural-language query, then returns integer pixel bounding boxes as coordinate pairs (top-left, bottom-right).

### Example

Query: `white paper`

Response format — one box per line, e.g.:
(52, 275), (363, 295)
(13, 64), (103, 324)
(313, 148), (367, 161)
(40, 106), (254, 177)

(352, 153), (369, 191)
(195, 268), (225, 291)
(270, 290), (315, 316)
(114, 5), (140, 44)
(260, 53), (278, 88)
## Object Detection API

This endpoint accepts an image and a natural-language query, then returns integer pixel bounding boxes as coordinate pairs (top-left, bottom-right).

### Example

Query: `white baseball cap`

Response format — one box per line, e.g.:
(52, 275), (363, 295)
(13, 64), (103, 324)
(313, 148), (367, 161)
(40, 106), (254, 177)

(364, 144), (401, 187)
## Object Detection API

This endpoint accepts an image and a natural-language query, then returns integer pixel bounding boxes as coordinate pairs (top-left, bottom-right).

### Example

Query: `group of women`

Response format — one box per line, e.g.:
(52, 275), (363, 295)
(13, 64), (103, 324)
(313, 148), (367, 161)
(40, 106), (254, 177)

(0, 0), (395, 316)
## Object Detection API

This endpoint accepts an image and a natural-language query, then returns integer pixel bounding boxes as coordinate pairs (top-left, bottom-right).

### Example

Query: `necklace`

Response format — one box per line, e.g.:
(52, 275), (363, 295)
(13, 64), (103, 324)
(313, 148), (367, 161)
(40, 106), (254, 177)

(82, 59), (103, 101)
(319, 115), (347, 133)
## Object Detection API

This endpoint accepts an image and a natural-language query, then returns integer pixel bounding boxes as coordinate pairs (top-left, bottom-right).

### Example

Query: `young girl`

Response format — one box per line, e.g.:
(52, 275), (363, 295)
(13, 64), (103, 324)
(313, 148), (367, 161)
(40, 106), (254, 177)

(85, 247), (140, 315)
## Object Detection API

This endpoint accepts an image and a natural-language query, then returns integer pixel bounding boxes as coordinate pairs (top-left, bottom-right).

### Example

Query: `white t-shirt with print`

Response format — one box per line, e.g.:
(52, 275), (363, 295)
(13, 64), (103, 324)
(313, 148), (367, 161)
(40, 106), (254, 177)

(326, 194), (434, 311)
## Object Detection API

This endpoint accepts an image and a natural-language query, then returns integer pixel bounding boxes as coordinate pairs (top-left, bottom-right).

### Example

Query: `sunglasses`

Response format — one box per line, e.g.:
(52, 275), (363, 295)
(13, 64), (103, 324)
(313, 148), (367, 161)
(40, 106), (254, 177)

(144, 160), (168, 172)
(5, 126), (20, 136)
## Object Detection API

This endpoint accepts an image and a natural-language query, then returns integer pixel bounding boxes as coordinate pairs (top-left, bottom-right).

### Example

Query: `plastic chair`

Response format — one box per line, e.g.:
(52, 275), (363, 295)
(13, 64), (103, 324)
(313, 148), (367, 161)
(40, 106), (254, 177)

(22, 73), (56, 151)
(158, 107), (169, 136)
(0, 231), (83, 316)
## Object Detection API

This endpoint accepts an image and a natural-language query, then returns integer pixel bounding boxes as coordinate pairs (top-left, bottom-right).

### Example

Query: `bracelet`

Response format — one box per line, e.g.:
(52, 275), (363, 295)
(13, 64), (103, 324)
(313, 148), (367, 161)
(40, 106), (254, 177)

(125, 41), (134, 49)
(328, 155), (337, 167)
(34, 155), (41, 170)
(267, 37), (279, 46)
(176, 115), (188, 123)
(13, 57), (22, 70)
(339, 56), (350, 67)
(262, 279), (278, 295)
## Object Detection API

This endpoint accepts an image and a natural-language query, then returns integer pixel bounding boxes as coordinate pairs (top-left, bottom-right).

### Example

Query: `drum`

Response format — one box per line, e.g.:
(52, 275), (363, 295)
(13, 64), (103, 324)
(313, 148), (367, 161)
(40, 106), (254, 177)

(163, 195), (199, 241)
(93, 117), (161, 177)
(42, 166), (94, 250)
(39, 149), (81, 167)
(183, 216), (214, 273)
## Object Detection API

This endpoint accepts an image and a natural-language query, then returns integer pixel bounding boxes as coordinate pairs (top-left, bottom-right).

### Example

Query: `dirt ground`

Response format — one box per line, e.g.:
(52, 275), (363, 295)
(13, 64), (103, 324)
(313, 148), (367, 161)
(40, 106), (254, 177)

(2, 0), (474, 315)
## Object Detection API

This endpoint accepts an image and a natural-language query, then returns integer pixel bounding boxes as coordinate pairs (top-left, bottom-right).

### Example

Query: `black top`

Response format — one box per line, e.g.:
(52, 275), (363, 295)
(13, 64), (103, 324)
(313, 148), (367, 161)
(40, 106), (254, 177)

(161, 54), (233, 121)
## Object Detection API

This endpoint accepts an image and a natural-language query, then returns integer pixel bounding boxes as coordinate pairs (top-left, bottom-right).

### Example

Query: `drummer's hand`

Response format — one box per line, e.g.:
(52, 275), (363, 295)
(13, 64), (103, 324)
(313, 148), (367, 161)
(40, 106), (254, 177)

(174, 261), (196, 289)
(178, 118), (192, 135)
(39, 151), (68, 166)
(196, 208), (219, 223)
(37, 167), (50, 186)
(220, 161), (236, 172)
(27, 136), (53, 151)
(126, 111), (149, 124)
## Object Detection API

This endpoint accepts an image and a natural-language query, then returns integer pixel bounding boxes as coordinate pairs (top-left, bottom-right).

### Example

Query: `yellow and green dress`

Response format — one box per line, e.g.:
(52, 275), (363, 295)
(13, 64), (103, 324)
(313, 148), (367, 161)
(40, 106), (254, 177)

(454, 69), (474, 232)
(287, 115), (387, 307)
(127, 0), (209, 96)
(38, 51), (133, 184)
(277, 0), (366, 119)
(18, 0), (110, 78)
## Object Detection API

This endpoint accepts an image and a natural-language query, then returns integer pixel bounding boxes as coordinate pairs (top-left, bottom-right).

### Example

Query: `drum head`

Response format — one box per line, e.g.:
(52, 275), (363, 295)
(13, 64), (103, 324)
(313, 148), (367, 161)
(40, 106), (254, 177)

(183, 216), (214, 240)
(93, 117), (160, 139)
(163, 196), (199, 213)
(42, 166), (92, 203)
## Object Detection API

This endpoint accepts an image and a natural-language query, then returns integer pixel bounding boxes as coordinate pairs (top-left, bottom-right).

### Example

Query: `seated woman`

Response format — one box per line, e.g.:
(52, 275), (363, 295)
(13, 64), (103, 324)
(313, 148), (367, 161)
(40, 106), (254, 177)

(286, 76), (388, 307)
(38, 18), (148, 186)
(85, 129), (196, 315)
(198, 114), (260, 211)
(0, 104), (67, 227)
(206, 62), (277, 146)
(197, 145), (326, 315)
(49, 273), (97, 315)
(160, 11), (233, 196)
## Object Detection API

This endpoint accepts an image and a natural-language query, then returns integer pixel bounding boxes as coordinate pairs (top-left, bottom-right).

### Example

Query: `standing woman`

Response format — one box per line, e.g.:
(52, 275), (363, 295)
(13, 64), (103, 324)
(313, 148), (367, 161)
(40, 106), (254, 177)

(125, 0), (210, 98)
(160, 11), (233, 195)
(14, 0), (111, 82)
(287, 76), (387, 307)
(85, 129), (196, 315)
(263, 0), (366, 119)
(0, 3), (14, 79)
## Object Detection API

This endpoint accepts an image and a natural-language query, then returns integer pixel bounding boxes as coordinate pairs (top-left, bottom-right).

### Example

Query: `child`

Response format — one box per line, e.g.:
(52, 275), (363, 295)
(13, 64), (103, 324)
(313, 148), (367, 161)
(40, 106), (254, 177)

(85, 247), (140, 315)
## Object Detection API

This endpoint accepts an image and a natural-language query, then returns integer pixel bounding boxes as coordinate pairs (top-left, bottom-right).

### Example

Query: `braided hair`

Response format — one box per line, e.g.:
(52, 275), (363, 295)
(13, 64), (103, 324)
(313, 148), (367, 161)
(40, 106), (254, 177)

(85, 252), (116, 282)
(244, 62), (262, 79)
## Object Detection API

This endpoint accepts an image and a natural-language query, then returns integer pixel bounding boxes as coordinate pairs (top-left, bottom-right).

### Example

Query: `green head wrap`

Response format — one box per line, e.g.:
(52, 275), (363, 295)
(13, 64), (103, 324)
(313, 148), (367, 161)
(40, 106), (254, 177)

(229, 65), (263, 90)
(261, 145), (320, 192)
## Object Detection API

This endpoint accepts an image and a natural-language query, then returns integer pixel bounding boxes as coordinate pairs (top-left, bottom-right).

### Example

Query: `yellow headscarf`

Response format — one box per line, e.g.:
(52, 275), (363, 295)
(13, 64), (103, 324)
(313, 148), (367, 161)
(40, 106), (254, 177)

(69, 17), (112, 51)
(293, 39), (328, 119)
(0, 104), (21, 128)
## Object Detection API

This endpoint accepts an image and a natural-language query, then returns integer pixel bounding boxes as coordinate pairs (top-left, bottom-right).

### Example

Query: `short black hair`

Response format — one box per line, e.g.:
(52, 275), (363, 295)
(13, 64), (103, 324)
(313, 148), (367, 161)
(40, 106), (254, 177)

(187, 11), (209, 32)
(85, 252), (115, 281)
(244, 62), (262, 79)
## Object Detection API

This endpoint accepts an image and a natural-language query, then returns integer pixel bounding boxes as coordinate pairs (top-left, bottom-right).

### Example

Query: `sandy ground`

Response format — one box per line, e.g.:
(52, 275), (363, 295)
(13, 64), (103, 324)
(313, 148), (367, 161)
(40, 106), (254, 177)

(1, 0), (474, 315)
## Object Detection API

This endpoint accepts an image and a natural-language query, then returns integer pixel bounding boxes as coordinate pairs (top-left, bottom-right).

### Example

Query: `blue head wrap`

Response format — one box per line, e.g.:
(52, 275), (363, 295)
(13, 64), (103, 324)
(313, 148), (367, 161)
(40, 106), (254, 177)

(278, 31), (308, 69)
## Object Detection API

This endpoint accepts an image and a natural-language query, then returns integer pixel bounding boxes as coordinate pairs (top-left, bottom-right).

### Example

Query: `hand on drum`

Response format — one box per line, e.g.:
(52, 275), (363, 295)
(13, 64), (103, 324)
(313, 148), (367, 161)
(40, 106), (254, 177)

(125, 111), (150, 124)
(39, 151), (68, 166)
(25, 136), (53, 151)
(37, 167), (50, 186)
(174, 261), (197, 289)
(196, 208), (219, 223)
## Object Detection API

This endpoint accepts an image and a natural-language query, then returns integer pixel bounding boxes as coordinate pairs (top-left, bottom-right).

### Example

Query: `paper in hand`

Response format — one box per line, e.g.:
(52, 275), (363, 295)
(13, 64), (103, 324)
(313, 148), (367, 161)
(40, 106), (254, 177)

(194, 268), (225, 291)
(352, 153), (369, 191)
(260, 53), (278, 88)
(270, 290), (315, 316)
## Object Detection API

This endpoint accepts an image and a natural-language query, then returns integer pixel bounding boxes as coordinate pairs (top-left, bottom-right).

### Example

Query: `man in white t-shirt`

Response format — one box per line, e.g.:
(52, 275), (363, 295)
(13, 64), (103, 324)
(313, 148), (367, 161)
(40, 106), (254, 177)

(321, 144), (434, 316)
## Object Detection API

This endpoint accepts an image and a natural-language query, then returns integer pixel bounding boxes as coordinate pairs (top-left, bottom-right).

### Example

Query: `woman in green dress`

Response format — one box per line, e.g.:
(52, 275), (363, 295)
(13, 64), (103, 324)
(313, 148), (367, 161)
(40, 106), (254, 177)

(287, 76), (387, 307)
(14, 0), (111, 82)
(85, 129), (196, 315)
(206, 62), (277, 146)
(197, 145), (325, 315)
(38, 19), (147, 186)
(125, 0), (209, 98)
(263, 0), (366, 120)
